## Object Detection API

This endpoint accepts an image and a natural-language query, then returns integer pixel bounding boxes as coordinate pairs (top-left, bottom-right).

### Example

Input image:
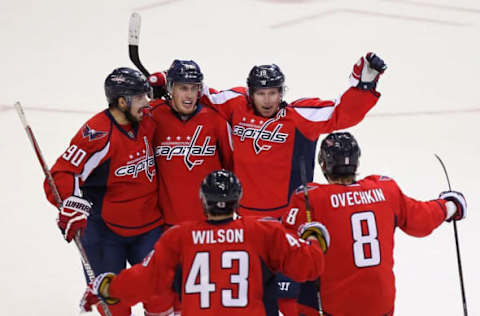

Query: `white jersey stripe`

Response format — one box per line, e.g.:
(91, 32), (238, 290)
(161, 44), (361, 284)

(74, 175), (82, 196)
(226, 121), (234, 150)
(202, 85), (242, 105)
(294, 105), (336, 122)
(80, 141), (111, 182)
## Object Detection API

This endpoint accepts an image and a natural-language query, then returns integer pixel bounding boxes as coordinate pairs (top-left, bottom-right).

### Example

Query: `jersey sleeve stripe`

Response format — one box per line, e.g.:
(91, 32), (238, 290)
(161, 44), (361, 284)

(80, 141), (111, 181)
(294, 106), (336, 122)
(226, 121), (233, 150)
(74, 175), (82, 196)
(202, 86), (243, 104)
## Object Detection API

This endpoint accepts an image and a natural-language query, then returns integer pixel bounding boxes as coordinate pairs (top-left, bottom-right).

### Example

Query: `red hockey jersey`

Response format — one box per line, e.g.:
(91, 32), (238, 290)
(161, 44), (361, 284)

(109, 216), (325, 316)
(150, 100), (233, 225)
(44, 109), (162, 237)
(283, 175), (448, 316)
(201, 86), (380, 218)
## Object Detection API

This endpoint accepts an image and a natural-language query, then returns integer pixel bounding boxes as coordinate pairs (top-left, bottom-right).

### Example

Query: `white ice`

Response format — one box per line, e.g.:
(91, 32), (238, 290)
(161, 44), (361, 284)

(1, 0), (479, 315)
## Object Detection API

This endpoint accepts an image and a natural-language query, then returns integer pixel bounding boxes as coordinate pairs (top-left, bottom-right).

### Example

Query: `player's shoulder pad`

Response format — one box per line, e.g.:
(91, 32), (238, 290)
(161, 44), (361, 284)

(149, 99), (169, 111)
(288, 97), (335, 108)
(366, 174), (393, 182)
(230, 86), (248, 95)
(257, 216), (282, 223)
(294, 182), (321, 195)
(76, 111), (112, 144)
(364, 175), (399, 191)
(161, 224), (181, 237)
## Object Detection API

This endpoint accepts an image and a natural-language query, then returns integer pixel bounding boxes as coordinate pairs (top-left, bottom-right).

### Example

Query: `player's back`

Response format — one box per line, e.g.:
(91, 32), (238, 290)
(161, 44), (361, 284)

(168, 216), (324, 316)
(286, 175), (401, 315)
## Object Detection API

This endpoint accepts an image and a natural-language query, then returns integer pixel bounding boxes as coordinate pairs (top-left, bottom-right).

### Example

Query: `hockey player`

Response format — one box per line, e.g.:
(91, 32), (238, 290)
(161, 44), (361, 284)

(149, 60), (233, 226)
(80, 170), (330, 316)
(44, 67), (165, 316)
(203, 52), (386, 316)
(283, 132), (467, 316)
(200, 53), (386, 218)
(146, 53), (386, 315)
(149, 53), (386, 218)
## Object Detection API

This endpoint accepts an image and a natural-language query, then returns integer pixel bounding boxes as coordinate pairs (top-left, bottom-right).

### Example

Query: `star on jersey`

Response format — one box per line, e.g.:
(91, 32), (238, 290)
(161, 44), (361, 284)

(82, 124), (108, 141)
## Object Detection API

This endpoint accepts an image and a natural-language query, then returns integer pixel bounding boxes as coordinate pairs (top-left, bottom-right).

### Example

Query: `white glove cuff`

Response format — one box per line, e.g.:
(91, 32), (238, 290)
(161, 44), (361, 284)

(445, 201), (457, 220)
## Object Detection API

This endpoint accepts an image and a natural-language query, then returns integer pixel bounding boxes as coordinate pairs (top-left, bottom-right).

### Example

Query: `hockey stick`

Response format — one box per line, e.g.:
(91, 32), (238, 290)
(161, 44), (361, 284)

(299, 156), (313, 223)
(128, 12), (169, 100)
(15, 102), (112, 316)
(299, 156), (324, 316)
(129, 12), (150, 78)
(434, 154), (468, 316)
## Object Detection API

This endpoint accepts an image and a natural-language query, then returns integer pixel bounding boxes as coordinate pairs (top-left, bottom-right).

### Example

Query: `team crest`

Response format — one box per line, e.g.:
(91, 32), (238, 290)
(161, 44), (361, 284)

(82, 124), (107, 141)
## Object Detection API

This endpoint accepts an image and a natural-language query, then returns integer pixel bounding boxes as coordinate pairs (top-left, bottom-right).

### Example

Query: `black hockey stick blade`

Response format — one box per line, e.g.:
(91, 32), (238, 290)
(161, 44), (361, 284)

(434, 154), (452, 190)
(129, 45), (150, 77)
(129, 12), (150, 77)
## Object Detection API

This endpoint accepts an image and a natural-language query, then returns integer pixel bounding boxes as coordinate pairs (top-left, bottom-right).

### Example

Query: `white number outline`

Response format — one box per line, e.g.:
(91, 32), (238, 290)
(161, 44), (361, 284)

(221, 251), (249, 307)
(185, 252), (216, 309)
(285, 207), (299, 225)
(350, 211), (381, 268)
(185, 251), (250, 309)
(62, 145), (87, 167)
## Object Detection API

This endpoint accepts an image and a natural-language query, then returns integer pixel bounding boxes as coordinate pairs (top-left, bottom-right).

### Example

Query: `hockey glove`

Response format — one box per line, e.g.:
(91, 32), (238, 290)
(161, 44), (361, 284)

(148, 72), (169, 99)
(349, 52), (387, 90)
(57, 195), (91, 242)
(298, 222), (330, 253)
(439, 191), (467, 222)
(80, 272), (119, 312)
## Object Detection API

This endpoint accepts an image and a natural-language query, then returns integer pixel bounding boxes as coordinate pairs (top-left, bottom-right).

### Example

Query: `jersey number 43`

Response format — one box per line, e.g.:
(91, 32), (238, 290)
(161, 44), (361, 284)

(185, 251), (249, 308)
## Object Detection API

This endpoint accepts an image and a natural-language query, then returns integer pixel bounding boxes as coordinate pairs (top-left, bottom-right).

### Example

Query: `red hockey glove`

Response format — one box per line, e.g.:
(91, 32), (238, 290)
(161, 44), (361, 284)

(148, 72), (167, 87)
(80, 272), (119, 312)
(148, 72), (170, 99)
(57, 195), (91, 242)
(350, 52), (387, 90)
(298, 222), (330, 253)
(439, 191), (467, 222)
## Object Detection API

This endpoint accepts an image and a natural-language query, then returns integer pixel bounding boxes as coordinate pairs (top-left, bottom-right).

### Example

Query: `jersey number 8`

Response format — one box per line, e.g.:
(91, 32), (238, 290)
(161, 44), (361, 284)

(350, 211), (381, 267)
(185, 251), (249, 308)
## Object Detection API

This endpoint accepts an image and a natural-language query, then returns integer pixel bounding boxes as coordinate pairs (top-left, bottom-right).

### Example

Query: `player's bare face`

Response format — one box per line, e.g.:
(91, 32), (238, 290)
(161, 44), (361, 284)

(252, 88), (282, 117)
(128, 93), (149, 122)
(171, 83), (201, 115)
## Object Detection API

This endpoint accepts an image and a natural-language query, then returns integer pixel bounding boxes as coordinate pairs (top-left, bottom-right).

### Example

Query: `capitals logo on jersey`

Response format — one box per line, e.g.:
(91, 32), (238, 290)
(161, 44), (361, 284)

(155, 125), (216, 170)
(82, 124), (108, 141)
(114, 136), (156, 182)
(232, 113), (289, 154)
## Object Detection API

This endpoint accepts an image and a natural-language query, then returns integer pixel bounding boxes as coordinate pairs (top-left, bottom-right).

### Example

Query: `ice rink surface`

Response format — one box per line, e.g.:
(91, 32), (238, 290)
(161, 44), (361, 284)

(1, 0), (479, 314)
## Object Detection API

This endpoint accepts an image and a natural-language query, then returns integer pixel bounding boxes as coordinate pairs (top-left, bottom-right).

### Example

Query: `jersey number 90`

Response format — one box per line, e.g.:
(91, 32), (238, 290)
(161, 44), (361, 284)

(62, 145), (87, 167)
(185, 251), (249, 308)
